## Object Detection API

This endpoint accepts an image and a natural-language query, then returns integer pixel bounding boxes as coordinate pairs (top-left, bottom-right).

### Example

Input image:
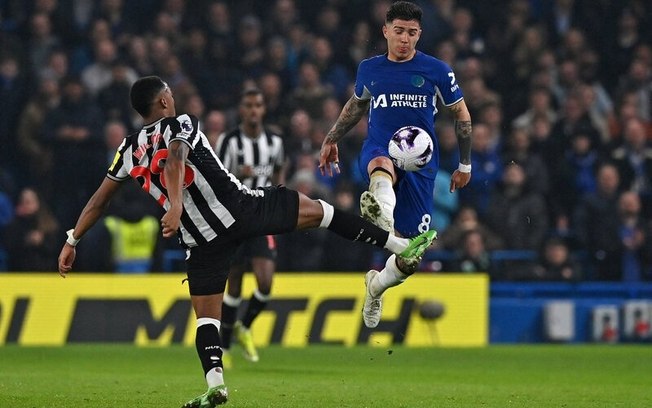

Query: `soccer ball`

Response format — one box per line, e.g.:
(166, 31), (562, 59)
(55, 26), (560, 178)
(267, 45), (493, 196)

(388, 125), (433, 171)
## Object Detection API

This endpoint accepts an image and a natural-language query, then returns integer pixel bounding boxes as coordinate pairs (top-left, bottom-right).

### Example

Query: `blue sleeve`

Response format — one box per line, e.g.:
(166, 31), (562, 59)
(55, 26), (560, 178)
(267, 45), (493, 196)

(436, 61), (464, 106)
(354, 60), (371, 100)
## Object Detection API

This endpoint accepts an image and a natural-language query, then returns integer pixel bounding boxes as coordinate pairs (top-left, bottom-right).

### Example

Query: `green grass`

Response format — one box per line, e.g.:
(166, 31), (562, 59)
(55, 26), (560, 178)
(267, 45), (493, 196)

(0, 345), (650, 407)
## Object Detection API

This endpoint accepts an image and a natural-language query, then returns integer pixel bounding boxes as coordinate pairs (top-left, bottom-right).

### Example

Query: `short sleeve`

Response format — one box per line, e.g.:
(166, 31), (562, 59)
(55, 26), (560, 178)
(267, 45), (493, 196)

(107, 139), (130, 181)
(169, 114), (201, 149)
(354, 60), (372, 100)
(436, 62), (464, 107)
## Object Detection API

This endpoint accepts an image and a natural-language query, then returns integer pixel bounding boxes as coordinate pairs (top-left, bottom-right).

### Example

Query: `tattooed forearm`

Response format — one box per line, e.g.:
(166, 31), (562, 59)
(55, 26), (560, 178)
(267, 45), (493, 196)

(455, 120), (472, 165)
(324, 96), (370, 144)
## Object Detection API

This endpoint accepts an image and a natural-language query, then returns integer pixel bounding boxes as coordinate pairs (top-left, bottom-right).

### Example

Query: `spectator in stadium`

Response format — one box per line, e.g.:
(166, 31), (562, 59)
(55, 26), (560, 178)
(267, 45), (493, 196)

(234, 15), (265, 77)
(610, 118), (652, 200)
(27, 12), (61, 70)
(97, 59), (138, 129)
(502, 126), (549, 197)
(615, 190), (647, 282)
(81, 38), (138, 96)
(346, 21), (373, 73)
(445, 229), (494, 275)
(289, 61), (334, 120)
(4, 187), (59, 271)
(309, 36), (352, 101)
(485, 163), (549, 251)
(573, 163), (622, 280)
(436, 205), (503, 252)
(529, 236), (581, 282)
(547, 91), (600, 163)
(203, 109), (228, 150)
(41, 75), (106, 228)
(0, 54), (30, 174)
(512, 86), (558, 131)
(103, 120), (128, 166)
(57, 76), (436, 407)
(214, 88), (287, 368)
(319, 1), (472, 328)
(284, 108), (316, 161)
(458, 123), (502, 216)
(16, 73), (59, 191)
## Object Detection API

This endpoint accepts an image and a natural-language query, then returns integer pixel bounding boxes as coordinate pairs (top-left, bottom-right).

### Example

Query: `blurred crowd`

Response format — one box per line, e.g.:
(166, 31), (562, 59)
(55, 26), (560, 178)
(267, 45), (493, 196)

(1, 0), (652, 281)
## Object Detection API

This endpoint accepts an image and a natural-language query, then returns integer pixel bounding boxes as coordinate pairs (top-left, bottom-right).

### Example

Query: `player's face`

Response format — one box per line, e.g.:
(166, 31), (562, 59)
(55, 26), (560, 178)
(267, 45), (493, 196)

(240, 94), (266, 127)
(383, 19), (421, 62)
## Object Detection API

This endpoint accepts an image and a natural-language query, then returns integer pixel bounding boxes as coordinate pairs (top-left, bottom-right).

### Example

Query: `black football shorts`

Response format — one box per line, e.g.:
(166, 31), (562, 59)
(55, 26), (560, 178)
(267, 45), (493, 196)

(185, 186), (298, 296)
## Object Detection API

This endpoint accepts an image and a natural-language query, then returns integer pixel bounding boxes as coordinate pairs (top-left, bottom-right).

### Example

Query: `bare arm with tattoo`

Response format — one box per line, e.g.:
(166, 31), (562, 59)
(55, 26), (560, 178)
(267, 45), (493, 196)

(319, 95), (370, 177)
(448, 99), (473, 192)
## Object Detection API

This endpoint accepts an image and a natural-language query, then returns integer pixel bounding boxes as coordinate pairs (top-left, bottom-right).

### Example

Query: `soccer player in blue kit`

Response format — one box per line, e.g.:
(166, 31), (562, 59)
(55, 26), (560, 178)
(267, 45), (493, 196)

(319, 1), (473, 328)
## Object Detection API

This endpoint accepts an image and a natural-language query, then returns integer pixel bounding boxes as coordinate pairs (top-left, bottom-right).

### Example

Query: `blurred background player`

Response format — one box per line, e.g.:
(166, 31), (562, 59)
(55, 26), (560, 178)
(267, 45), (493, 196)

(214, 88), (286, 367)
(319, 1), (472, 327)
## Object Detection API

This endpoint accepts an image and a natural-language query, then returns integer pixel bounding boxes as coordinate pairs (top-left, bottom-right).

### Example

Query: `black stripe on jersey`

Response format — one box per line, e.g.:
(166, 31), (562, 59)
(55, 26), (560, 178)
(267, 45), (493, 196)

(265, 131), (273, 149)
(235, 133), (244, 166)
(216, 132), (232, 162)
(190, 144), (242, 209)
(180, 210), (206, 247)
(252, 138), (260, 167)
(185, 183), (227, 238)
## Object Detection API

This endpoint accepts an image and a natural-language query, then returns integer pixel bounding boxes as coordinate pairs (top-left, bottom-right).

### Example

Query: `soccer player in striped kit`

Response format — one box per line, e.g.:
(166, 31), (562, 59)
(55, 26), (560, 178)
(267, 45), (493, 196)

(57, 76), (436, 407)
(214, 88), (286, 367)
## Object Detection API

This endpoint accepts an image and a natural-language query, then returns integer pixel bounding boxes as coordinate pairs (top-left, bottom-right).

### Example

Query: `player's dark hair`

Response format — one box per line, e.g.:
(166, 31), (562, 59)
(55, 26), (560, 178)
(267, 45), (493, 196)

(130, 76), (167, 117)
(386, 1), (422, 24)
(240, 87), (264, 102)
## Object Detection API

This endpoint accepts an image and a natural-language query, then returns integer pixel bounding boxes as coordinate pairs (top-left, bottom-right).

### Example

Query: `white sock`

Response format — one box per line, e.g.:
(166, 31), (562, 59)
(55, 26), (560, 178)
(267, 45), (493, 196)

(384, 235), (410, 254)
(223, 294), (241, 307)
(317, 199), (334, 228)
(253, 288), (271, 302)
(369, 172), (396, 216)
(370, 255), (408, 297)
(206, 367), (224, 388)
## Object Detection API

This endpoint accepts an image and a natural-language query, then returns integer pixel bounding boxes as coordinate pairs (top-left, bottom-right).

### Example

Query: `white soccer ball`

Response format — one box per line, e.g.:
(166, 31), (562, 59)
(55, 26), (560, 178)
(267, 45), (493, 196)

(388, 125), (433, 171)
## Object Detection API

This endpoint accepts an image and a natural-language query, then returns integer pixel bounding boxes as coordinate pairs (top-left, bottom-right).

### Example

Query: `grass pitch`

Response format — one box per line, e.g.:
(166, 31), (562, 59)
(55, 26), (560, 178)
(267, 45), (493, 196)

(0, 345), (650, 407)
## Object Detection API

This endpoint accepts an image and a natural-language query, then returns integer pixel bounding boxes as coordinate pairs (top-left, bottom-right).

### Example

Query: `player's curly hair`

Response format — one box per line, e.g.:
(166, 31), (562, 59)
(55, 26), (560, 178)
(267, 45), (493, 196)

(386, 1), (422, 24)
(130, 76), (168, 117)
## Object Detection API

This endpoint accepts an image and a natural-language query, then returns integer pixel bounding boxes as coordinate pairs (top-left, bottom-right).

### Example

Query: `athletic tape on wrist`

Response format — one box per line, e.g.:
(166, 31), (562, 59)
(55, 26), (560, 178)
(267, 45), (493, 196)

(458, 163), (472, 173)
(66, 229), (80, 247)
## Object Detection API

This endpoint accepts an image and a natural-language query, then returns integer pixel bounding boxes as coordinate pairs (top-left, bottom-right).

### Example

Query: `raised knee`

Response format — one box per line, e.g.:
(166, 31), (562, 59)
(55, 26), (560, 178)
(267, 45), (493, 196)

(396, 256), (420, 276)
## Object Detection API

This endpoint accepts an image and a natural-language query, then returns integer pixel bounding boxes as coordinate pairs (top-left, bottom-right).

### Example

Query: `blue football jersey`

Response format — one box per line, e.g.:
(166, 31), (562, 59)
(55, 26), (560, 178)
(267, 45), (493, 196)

(354, 51), (464, 179)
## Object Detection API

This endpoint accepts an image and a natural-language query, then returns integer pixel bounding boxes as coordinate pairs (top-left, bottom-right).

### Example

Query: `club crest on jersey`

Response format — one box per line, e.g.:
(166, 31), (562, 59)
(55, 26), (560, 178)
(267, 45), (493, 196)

(181, 119), (193, 133)
(411, 75), (425, 87)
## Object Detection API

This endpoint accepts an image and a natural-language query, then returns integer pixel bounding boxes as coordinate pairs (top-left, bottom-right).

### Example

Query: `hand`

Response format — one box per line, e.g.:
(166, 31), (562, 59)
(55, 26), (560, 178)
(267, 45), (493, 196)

(318, 142), (340, 177)
(161, 205), (183, 238)
(58, 244), (77, 278)
(450, 170), (471, 192)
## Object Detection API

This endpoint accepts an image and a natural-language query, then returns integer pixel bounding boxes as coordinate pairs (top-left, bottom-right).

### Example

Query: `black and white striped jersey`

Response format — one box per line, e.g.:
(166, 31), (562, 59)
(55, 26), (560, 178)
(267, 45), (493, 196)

(214, 127), (285, 189)
(107, 114), (260, 248)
